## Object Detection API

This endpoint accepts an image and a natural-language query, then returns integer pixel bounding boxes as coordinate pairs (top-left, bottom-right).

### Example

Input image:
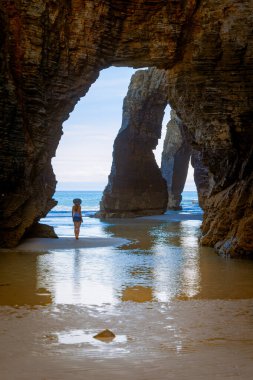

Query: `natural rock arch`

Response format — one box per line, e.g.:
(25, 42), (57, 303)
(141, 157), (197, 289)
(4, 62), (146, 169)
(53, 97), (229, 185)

(98, 69), (200, 217)
(0, 1), (252, 257)
(98, 68), (168, 217)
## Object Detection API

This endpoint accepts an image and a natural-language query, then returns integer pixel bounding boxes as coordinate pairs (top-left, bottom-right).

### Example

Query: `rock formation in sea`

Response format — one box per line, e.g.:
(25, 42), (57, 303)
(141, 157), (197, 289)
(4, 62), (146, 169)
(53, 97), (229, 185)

(98, 68), (168, 217)
(161, 110), (191, 210)
(0, 1), (252, 257)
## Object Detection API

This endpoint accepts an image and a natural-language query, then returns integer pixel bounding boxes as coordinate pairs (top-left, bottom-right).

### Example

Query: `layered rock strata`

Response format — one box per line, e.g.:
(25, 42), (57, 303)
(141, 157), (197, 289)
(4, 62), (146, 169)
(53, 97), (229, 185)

(98, 68), (168, 217)
(166, 2), (253, 257)
(191, 151), (210, 210)
(161, 110), (191, 210)
(0, 1), (252, 256)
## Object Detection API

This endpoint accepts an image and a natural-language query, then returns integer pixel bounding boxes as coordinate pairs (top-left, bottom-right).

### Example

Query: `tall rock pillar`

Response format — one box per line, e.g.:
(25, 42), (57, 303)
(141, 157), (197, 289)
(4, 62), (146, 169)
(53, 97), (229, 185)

(161, 110), (191, 209)
(99, 68), (168, 217)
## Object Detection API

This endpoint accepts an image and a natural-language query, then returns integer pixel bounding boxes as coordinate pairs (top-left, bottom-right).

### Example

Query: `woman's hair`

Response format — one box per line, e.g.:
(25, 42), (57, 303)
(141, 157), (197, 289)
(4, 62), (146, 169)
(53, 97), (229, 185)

(73, 204), (80, 212)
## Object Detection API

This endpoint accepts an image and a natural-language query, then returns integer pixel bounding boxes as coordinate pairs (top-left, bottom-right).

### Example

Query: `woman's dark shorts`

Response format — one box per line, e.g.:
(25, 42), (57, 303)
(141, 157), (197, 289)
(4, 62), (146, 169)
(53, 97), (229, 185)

(73, 216), (82, 222)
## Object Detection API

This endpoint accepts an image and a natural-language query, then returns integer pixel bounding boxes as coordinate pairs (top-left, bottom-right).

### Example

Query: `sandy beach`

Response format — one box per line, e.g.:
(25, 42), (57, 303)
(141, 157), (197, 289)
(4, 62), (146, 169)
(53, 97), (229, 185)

(1, 300), (253, 380)
(1, 212), (253, 380)
(13, 236), (130, 252)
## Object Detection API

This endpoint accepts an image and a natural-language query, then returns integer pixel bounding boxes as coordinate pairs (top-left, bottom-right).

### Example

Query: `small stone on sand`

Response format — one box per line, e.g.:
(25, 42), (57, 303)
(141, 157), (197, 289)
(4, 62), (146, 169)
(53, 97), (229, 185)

(93, 329), (116, 341)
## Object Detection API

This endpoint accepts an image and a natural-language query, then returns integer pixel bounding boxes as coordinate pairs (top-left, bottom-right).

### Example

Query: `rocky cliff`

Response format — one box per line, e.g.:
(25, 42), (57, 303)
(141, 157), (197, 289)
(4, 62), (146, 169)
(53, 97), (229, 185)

(99, 68), (168, 217)
(0, 1), (252, 256)
(165, 1), (253, 257)
(191, 150), (209, 210)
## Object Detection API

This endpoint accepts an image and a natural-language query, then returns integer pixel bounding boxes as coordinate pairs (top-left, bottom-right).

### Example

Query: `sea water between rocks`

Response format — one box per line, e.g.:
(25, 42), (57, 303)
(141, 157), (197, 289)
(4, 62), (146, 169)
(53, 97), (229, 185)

(0, 191), (253, 380)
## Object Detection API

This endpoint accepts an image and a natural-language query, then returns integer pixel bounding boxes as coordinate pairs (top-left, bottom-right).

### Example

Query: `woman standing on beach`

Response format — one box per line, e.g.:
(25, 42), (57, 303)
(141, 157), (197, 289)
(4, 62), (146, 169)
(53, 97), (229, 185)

(72, 198), (83, 239)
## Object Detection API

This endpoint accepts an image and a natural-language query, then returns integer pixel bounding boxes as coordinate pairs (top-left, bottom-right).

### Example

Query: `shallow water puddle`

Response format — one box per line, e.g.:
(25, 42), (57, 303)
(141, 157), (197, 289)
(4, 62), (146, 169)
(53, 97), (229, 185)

(1, 219), (253, 307)
(42, 329), (130, 358)
(54, 330), (127, 345)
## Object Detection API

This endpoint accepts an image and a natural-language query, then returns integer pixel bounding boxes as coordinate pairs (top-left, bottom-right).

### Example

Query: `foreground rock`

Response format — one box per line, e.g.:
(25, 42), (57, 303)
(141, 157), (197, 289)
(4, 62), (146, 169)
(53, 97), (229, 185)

(93, 329), (116, 341)
(98, 68), (168, 217)
(200, 175), (253, 258)
(24, 223), (58, 239)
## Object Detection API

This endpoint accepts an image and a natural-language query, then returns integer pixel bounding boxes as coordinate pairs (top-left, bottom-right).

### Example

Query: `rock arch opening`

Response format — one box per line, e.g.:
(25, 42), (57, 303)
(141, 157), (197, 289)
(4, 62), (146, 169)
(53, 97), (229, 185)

(52, 67), (137, 192)
(161, 109), (202, 211)
(98, 68), (169, 217)
(52, 66), (197, 222)
(98, 68), (200, 217)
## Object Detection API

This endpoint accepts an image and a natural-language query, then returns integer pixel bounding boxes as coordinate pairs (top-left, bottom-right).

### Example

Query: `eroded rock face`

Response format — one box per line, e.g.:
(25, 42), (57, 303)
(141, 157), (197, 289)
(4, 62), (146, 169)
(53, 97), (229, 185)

(161, 110), (191, 210)
(0, 1), (252, 256)
(166, 1), (253, 257)
(191, 150), (209, 210)
(99, 68), (168, 217)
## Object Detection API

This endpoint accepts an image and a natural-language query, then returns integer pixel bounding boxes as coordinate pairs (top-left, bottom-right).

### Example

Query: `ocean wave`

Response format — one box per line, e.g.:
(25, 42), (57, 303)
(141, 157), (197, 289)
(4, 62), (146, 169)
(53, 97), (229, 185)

(49, 207), (99, 214)
(53, 205), (72, 212)
(49, 210), (70, 214)
(46, 210), (97, 217)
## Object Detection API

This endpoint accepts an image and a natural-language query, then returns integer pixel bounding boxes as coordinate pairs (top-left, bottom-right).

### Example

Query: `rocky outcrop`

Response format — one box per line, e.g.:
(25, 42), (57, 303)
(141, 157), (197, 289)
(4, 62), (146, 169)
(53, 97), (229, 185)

(24, 223), (58, 239)
(166, 1), (253, 257)
(161, 110), (191, 210)
(0, 1), (252, 256)
(98, 68), (168, 217)
(200, 173), (253, 258)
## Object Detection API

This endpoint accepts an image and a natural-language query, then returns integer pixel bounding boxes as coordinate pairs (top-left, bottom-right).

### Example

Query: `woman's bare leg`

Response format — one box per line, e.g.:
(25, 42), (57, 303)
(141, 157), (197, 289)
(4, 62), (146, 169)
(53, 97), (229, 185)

(74, 221), (78, 239)
(74, 221), (81, 239)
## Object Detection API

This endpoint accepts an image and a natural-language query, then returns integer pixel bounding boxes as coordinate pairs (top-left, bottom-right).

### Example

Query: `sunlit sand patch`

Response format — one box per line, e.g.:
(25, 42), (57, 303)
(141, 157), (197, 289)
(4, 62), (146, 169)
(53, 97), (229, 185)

(13, 237), (130, 251)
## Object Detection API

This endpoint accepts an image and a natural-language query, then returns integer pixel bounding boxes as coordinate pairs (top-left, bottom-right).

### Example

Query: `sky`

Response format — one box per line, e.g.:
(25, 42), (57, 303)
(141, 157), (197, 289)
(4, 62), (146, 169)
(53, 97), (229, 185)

(53, 67), (196, 191)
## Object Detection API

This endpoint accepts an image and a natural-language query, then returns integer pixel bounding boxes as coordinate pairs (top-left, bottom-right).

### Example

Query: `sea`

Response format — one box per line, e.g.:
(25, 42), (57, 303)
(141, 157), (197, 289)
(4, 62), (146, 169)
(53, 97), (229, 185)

(42, 190), (202, 237)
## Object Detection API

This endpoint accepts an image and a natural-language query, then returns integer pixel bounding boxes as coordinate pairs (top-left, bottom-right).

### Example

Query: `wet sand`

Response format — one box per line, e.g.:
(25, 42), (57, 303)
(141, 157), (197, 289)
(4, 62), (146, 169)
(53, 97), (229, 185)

(1, 300), (253, 380)
(12, 236), (129, 252)
(140, 211), (203, 222)
(1, 213), (253, 379)
(11, 212), (203, 252)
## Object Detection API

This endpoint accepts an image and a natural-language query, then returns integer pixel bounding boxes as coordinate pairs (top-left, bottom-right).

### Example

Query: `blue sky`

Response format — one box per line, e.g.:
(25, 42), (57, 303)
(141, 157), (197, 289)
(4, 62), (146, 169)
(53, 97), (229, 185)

(53, 67), (196, 191)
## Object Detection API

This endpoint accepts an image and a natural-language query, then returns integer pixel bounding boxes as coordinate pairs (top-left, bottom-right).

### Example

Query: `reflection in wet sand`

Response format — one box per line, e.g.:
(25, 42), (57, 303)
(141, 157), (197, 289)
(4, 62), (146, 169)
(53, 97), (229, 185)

(0, 252), (52, 306)
(1, 219), (253, 308)
(121, 286), (153, 302)
(1, 217), (253, 379)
